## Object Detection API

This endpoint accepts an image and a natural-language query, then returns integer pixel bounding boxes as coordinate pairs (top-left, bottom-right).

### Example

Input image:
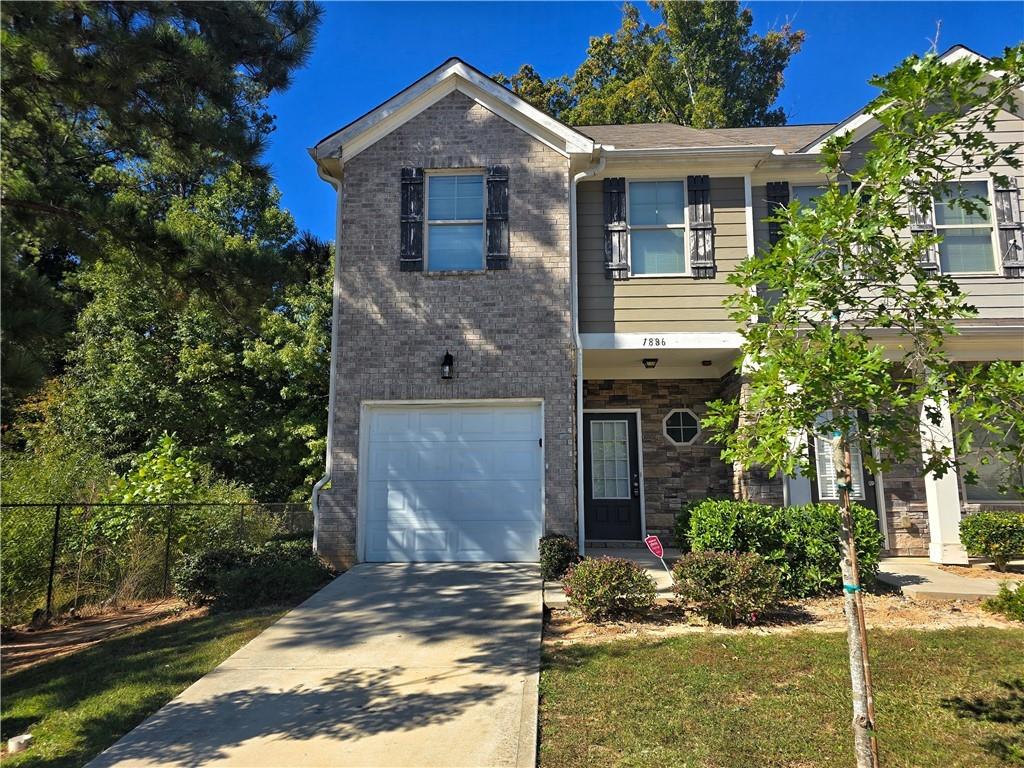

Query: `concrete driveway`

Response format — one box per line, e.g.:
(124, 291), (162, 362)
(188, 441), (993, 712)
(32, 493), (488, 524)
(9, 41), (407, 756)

(88, 563), (542, 768)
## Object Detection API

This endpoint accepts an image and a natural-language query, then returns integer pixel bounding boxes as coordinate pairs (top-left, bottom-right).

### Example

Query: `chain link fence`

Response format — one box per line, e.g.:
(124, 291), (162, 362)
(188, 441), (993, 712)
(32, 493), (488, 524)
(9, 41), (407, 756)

(0, 502), (313, 627)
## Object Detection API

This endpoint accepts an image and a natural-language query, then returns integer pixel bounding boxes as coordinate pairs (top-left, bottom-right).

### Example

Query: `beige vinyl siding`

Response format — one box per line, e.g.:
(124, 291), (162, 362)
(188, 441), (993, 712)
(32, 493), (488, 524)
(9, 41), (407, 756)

(849, 108), (1024, 320)
(750, 109), (1024, 321)
(577, 177), (747, 333)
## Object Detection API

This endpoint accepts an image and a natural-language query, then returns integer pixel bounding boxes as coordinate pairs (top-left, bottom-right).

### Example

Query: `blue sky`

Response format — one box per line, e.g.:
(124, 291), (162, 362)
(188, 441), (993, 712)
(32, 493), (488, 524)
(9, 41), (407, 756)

(265, 1), (1024, 240)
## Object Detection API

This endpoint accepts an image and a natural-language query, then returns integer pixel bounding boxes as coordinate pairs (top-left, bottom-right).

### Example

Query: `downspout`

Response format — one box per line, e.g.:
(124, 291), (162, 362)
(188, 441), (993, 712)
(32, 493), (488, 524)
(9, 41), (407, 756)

(570, 148), (605, 557)
(311, 157), (343, 554)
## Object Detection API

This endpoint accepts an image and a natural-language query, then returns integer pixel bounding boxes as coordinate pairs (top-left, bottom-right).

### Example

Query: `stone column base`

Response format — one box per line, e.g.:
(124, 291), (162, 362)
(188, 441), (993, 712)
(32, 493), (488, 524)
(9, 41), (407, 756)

(929, 540), (970, 565)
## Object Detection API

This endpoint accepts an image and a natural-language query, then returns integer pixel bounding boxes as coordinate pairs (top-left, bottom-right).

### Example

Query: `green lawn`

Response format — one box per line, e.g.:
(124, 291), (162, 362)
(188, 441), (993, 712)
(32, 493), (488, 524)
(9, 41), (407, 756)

(1, 607), (286, 768)
(540, 628), (1024, 768)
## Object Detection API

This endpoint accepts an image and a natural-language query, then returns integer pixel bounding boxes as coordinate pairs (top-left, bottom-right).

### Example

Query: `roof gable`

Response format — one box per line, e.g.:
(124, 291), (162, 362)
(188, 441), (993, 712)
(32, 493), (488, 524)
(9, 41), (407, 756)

(312, 58), (594, 162)
(799, 45), (1012, 153)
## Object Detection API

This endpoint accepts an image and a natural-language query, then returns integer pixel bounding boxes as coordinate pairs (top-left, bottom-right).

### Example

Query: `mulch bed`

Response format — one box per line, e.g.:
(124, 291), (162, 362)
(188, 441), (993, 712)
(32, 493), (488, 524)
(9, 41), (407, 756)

(2, 599), (199, 674)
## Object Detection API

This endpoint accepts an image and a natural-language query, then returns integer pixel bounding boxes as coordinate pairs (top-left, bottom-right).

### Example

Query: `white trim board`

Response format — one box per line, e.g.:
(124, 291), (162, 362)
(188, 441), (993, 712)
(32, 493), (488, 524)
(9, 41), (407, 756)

(581, 332), (745, 350)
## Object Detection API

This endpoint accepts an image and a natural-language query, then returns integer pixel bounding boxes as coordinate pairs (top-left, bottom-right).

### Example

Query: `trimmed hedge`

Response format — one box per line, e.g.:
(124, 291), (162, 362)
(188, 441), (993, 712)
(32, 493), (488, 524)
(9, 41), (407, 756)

(173, 538), (334, 610)
(563, 557), (656, 621)
(960, 511), (1024, 571)
(673, 551), (781, 626)
(539, 534), (579, 581)
(685, 500), (883, 598)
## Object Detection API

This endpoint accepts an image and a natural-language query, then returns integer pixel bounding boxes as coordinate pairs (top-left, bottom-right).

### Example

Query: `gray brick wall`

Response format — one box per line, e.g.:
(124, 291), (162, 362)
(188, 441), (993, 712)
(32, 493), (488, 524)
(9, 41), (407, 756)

(583, 378), (735, 540)
(317, 91), (575, 568)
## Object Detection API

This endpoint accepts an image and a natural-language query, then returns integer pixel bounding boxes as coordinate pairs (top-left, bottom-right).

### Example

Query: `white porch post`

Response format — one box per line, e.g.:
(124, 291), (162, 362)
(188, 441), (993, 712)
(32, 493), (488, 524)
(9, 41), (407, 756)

(920, 392), (969, 564)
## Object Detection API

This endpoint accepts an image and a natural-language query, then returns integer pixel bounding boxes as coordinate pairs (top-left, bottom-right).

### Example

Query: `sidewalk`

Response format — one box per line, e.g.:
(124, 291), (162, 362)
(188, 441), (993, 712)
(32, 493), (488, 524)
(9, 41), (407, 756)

(876, 557), (1022, 602)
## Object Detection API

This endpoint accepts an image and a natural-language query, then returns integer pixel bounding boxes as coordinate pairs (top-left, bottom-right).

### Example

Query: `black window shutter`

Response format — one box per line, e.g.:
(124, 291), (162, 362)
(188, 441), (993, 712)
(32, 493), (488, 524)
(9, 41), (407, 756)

(486, 165), (510, 270)
(687, 175), (714, 279)
(766, 181), (789, 247)
(994, 177), (1024, 278)
(908, 199), (940, 272)
(399, 167), (424, 272)
(603, 177), (628, 280)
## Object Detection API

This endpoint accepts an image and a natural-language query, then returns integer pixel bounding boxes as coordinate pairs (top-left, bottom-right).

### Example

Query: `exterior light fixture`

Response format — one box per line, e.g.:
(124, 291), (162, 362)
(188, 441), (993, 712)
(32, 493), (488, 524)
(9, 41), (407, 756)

(441, 350), (454, 379)
(701, 360), (713, 367)
(642, 358), (658, 369)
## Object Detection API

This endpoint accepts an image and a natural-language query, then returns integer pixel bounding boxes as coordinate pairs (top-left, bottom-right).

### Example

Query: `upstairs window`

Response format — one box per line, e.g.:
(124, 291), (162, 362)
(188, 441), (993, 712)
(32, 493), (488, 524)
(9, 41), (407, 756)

(933, 180), (997, 274)
(426, 173), (484, 271)
(628, 181), (687, 275)
(792, 183), (848, 210)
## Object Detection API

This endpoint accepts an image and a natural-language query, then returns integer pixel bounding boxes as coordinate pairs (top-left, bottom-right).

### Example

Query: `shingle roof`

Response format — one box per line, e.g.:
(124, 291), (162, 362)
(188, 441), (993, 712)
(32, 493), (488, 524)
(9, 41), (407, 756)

(576, 122), (836, 153)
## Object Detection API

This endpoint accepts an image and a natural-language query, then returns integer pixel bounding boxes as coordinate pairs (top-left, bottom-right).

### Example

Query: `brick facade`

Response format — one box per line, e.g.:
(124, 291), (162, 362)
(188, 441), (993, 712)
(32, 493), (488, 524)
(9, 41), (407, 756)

(583, 378), (735, 540)
(316, 91), (575, 568)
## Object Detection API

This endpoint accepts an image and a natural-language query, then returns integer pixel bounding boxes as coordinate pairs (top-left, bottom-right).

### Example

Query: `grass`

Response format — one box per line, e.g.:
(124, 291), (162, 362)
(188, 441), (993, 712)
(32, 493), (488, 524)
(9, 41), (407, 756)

(540, 627), (1024, 768)
(1, 607), (287, 768)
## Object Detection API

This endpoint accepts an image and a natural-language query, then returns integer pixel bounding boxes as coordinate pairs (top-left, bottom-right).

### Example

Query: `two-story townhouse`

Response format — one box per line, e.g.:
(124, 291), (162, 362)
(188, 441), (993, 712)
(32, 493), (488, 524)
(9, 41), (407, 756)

(309, 47), (1024, 571)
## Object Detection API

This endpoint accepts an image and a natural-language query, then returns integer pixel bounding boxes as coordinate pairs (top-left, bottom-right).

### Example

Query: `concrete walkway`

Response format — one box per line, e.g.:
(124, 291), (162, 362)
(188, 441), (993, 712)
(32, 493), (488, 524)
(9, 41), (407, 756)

(88, 563), (542, 768)
(877, 557), (1022, 602)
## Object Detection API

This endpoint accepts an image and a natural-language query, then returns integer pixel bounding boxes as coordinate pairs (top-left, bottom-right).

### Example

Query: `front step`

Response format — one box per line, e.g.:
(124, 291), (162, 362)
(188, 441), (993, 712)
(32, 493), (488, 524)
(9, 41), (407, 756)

(585, 539), (644, 549)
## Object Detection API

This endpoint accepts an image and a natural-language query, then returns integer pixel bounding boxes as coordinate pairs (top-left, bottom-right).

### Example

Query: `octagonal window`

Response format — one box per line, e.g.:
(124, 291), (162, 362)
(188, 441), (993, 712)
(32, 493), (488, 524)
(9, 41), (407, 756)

(664, 409), (700, 445)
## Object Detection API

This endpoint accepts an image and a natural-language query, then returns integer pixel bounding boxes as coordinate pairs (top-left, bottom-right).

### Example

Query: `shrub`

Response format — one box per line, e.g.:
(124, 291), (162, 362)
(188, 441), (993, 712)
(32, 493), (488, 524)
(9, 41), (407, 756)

(982, 582), (1024, 622)
(687, 500), (883, 598)
(673, 502), (696, 552)
(673, 551), (781, 626)
(173, 537), (333, 610)
(562, 557), (656, 621)
(959, 512), (1024, 571)
(539, 534), (579, 581)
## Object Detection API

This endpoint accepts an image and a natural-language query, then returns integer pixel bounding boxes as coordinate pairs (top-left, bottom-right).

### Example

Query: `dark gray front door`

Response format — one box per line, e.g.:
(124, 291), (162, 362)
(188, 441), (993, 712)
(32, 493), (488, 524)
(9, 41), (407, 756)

(583, 412), (642, 540)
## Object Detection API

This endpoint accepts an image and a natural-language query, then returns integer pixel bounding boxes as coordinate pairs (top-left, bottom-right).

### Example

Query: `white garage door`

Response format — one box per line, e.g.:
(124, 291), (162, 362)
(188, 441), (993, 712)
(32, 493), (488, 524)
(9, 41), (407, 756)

(363, 403), (543, 562)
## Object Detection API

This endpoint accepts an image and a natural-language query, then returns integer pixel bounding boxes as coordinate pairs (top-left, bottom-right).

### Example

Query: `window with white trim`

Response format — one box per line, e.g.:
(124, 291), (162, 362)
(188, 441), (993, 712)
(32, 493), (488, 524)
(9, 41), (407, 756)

(628, 180), (687, 275)
(791, 183), (849, 209)
(813, 412), (866, 501)
(933, 180), (997, 274)
(664, 409), (700, 445)
(426, 173), (484, 271)
(590, 419), (631, 499)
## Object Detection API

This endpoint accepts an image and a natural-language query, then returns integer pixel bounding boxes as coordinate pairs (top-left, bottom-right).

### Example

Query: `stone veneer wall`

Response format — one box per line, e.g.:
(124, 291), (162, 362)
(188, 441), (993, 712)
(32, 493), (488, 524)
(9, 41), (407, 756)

(583, 378), (735, 540)
(316, 90), (575, 569)
(880, 446), (931, 556)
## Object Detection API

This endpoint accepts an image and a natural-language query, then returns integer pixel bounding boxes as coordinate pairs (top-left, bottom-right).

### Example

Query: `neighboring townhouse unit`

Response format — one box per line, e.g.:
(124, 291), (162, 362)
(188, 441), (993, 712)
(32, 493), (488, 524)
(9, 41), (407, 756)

(309, 48), (1024, 571)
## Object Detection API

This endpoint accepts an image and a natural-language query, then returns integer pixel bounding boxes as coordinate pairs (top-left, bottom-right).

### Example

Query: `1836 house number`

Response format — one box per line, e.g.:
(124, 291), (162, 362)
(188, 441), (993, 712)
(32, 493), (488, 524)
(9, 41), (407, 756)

(642, 337), (668, 347)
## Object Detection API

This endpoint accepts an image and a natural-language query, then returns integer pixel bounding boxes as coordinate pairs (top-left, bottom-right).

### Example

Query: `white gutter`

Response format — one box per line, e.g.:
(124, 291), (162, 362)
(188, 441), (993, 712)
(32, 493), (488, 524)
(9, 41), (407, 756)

(310, 156), (343, 553)
(570, 148), (606, 556)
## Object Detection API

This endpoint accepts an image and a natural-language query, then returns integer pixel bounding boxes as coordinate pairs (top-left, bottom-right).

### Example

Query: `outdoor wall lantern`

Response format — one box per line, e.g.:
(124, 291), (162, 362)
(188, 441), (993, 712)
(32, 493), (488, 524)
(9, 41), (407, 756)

(642, 358), (658, 369)
(441, 350), (454, 379)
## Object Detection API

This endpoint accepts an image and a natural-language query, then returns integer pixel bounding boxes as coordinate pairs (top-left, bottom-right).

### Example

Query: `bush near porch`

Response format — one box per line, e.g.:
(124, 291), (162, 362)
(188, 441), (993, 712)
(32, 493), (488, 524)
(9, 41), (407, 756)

(680, 500), (883, 598)
(960, 511), (1024, 571)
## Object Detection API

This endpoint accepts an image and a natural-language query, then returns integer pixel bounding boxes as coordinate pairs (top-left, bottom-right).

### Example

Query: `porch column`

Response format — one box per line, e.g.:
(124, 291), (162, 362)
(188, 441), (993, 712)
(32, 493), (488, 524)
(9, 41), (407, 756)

(920, 392), (969, 565)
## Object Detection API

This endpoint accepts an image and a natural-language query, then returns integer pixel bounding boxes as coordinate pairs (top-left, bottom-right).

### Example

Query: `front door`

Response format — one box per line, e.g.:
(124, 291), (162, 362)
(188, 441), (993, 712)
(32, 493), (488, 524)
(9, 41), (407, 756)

(583, 412), (642, 540)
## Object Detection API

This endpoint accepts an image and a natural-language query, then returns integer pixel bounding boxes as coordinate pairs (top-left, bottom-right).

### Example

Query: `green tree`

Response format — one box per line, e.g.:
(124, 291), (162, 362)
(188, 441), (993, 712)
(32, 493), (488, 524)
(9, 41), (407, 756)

(496, 1), (803, 127)
(0, 1), (322, 402)
(703, 46), (1023, 767)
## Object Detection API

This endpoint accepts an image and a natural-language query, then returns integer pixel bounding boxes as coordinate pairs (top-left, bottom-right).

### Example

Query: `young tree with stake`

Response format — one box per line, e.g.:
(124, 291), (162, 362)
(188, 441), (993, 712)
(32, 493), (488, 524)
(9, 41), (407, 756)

(705, 46), (1023, 767)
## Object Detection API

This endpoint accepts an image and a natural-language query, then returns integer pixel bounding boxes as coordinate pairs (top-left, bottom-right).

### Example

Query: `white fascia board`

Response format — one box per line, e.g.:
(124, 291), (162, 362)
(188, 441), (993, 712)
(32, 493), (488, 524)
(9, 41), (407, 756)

(581, 331), (745, 350)
(800, 45), (1008, 154)
(314, 58), (593, 162)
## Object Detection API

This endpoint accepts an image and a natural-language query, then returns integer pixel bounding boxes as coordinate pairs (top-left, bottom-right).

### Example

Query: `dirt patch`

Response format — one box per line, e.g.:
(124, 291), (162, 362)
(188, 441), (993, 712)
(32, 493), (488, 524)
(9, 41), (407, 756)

(1, 599), (202, 674)
(938, 563), (1024, 581)
(545, 593), (1018, 647)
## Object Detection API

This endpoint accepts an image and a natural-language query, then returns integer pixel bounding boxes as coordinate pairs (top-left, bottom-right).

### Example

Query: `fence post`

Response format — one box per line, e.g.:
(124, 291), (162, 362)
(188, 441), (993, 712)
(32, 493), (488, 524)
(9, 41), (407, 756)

(162, 506), (174, 596)
(45, 504), (62, 620)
